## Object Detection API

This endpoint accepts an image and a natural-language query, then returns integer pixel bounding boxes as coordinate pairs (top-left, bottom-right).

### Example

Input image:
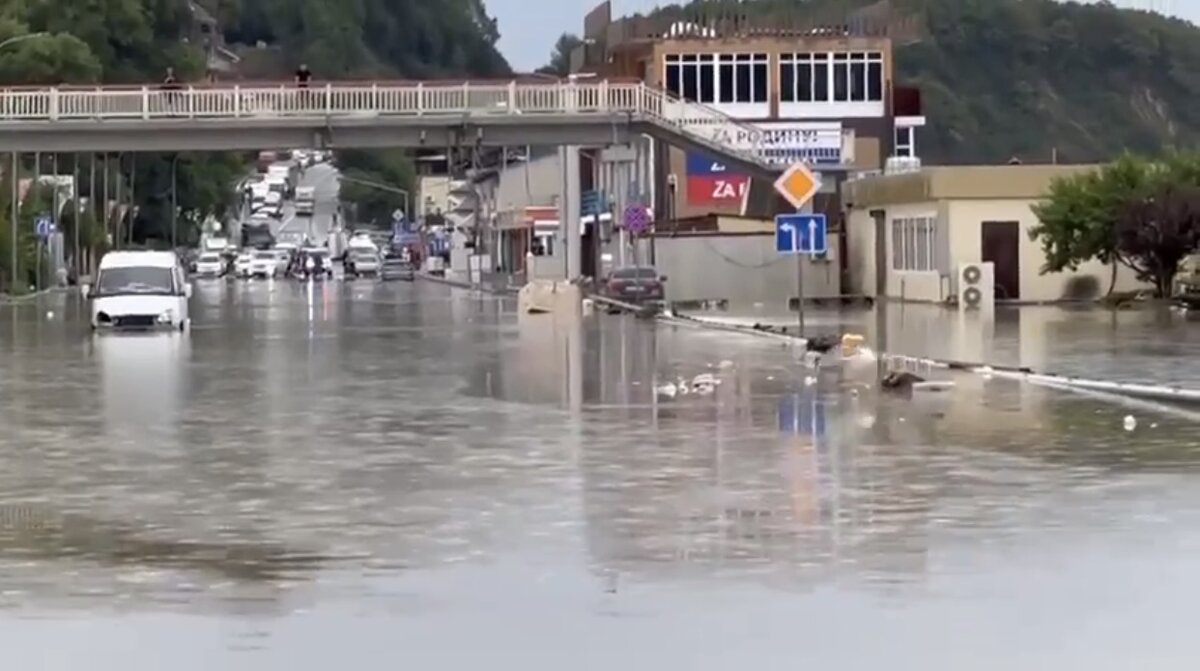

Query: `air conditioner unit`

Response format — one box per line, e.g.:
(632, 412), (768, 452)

(957, 262), (995, 310)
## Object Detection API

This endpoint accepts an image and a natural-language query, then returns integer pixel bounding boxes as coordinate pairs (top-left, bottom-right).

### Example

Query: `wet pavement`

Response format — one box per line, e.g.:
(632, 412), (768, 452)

(2, 282), (1200, 669)
(685, 302), (1200, 386)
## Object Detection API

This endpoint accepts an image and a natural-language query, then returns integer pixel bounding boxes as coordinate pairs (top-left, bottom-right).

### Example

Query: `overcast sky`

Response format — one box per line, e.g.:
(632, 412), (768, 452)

(491, 0), (1199, 71)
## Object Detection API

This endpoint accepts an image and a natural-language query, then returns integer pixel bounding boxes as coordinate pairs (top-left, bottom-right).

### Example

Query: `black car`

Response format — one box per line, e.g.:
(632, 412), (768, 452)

(603, 267), (666, 302)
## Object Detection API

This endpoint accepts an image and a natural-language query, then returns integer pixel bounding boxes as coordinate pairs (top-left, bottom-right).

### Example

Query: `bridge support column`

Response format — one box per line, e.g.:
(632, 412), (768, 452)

(559, 145), (581, 281)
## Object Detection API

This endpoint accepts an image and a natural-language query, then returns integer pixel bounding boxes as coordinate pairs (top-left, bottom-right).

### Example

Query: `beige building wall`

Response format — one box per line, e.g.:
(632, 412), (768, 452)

(844, 165), (1153, 303)
(945, 199), (1146, 302)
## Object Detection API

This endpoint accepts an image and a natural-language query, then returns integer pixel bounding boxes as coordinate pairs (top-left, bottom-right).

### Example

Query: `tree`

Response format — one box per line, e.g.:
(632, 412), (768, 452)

(1116, 182), (1200, 297)
(0, 33), (101, 84)
(537, 33), (582, 76)
(335, 150), (414, 228)
(1031, 152), (1200, 297)
(1030, 154), (1151, 295)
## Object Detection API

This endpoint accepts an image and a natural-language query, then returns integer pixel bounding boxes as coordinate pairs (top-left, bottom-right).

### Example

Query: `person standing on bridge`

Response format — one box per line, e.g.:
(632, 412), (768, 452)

(161, 67), (182, 113)
(295, 64), (312, 109)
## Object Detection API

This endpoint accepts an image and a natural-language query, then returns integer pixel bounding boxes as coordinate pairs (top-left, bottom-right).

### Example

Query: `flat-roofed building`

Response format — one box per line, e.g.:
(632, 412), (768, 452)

(569, 0), (925, 223)
(843, 165), (1151, 303)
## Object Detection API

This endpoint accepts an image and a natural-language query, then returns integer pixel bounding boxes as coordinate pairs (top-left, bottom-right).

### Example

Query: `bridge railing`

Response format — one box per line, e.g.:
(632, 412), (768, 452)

(0, 80), (774, 168)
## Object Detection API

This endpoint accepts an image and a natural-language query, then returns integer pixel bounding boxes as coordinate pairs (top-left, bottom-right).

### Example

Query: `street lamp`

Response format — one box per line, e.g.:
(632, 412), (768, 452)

(339, 174), (411, 222)
(3, 32), (50, 292)
(0, 32), (50, 51)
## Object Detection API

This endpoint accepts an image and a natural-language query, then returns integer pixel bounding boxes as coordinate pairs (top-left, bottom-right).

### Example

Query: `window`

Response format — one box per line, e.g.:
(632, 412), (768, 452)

(849, 53), (866, 101)
(891, 216), (938, 271)
(780, 51), (884, 103)
(95, 267), (178, 297)
(895, 126), (914, 158)
(663, 54), (717, 103)
(832, 53), (848, 101)
(718, 53), (768, 103)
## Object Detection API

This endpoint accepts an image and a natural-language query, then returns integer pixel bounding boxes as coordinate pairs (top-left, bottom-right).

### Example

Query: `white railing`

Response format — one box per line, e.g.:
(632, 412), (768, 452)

(0, 80), (774, 169)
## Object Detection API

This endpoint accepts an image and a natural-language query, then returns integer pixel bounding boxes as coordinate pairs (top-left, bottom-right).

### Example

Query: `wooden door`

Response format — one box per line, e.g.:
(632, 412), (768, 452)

(981, 220), (1020, 300)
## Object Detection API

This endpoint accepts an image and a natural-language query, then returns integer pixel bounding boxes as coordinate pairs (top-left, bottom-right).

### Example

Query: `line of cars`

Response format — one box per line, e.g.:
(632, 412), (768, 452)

(194, 244), (335, 280)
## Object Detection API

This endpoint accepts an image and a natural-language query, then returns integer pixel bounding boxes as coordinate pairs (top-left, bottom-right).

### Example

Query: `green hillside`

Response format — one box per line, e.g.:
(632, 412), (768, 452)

(624, 0), (1200, 164)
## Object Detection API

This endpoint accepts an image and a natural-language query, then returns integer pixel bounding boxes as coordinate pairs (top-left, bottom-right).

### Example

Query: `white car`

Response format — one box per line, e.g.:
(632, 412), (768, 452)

(234, 251), (253, 277)
(249, 250), (280, 278)
(84, 251), (191, 331)
(273, 248), (292, 274)
(194, 252), (225, 277)
(348, 250), (381, 277)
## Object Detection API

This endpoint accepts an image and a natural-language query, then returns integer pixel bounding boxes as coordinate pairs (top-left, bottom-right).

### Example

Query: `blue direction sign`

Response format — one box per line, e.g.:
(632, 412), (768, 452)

(778, 392), (826, 438)
(775, 213), (827, 255)
(580, 190), (604, 217)
(34, 214), (53, 239)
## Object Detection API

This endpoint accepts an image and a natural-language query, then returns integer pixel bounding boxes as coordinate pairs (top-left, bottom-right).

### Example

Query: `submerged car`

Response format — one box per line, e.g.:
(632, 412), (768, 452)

(194, 252), (225, 277)
(296, 248), (333, 279)
(380, 257), (415, 281)
(249, 249), (280, 278)
(84, 251), (191, 331)
(233, 251), (253, 278)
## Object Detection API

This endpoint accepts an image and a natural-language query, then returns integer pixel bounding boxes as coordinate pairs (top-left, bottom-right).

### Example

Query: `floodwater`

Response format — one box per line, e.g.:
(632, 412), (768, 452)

(2, 282), (1200, 669)
(685, 302), (1200, 386)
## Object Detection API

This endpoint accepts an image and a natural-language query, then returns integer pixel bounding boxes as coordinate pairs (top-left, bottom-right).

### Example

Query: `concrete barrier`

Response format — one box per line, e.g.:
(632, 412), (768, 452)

(518, 279), (581, 315)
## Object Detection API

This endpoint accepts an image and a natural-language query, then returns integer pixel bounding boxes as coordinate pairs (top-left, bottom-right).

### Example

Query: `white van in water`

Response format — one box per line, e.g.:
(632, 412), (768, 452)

(83, 251), (191, 331)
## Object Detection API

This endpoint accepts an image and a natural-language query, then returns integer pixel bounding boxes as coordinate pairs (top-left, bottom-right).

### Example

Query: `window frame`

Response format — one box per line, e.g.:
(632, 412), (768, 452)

(779, 51), (884, 104)
(891, 215), (938, 271)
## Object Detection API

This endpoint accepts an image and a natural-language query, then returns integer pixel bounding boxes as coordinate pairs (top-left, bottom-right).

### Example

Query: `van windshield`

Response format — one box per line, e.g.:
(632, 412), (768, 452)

(95, 267), (176, 296)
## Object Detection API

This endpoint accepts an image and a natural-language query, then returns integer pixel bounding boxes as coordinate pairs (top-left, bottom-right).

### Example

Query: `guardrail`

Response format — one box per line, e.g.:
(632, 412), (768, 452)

(0, 80), (774, 169)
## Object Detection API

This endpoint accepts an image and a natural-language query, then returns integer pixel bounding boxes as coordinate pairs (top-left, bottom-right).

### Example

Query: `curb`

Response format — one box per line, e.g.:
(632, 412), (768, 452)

(416, 272), (519, 295)
(0, 287), (70, 305)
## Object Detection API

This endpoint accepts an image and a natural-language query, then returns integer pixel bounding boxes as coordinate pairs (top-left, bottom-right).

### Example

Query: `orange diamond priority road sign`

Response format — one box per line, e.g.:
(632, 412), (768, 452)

(773, 162), (822, 210)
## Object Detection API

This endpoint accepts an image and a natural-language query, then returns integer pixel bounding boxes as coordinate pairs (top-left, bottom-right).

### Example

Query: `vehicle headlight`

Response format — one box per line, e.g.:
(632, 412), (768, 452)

(157, 311), (174, 323)
(305, 258), (314, 270)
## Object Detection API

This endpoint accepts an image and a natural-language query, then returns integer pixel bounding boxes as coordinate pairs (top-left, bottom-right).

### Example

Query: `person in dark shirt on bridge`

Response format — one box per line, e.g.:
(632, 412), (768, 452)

(295, 64), (312, 88)
(161, 67), (182, 113)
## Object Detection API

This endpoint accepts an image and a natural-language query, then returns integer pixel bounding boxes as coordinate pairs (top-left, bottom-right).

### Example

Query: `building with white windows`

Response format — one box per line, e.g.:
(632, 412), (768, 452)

(567, 0), (925, 288)
(842, 165), (1150, 303)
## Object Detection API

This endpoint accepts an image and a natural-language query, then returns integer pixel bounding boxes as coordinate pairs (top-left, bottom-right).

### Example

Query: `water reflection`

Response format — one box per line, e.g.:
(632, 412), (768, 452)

(93, 332), (189, 441)
(3, 285), (1200, 666)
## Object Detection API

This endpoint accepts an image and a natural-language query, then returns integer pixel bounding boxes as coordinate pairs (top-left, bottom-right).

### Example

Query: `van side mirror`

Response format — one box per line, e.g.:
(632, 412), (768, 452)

(659, 275), (668, 282)
(184, 283), (193, 299)
(80, 283), (90, 298)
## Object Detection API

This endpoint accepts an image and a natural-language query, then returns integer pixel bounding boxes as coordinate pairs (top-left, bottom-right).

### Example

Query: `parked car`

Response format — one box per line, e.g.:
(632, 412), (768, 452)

(380, 257), (415, 281)
(604, 266), (666, 302)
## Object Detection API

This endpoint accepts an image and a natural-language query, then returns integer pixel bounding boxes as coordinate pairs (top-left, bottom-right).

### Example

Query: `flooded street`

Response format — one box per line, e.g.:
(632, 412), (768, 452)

(2, 282), (1200, 669)
(686, 302), (1200, 386)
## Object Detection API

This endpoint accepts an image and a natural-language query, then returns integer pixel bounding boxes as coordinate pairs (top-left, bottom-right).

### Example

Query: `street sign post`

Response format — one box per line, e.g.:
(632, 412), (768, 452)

(778, 392), (826, 438)
(33, 214), (54, 292)
(775, 212), (827, 336)
(34, 214), (52, 239)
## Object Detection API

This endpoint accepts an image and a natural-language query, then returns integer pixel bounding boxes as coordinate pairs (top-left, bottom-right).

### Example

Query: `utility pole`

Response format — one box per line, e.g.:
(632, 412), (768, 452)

(72, 153), (80, 280)
(127, 153), (135, 246)
(9, 152), (17, 292)
(102, 154), (110, 248)
(171, 154), (178, 249)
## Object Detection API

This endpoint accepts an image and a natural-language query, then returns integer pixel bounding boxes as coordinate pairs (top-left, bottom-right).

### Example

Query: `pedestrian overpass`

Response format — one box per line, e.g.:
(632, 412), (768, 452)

(0, 79), (782, 178)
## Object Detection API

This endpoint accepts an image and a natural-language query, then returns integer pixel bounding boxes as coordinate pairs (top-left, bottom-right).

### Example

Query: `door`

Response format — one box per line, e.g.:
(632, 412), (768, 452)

(871, 209), (887, 297)
(981, 220), (1020, 300)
